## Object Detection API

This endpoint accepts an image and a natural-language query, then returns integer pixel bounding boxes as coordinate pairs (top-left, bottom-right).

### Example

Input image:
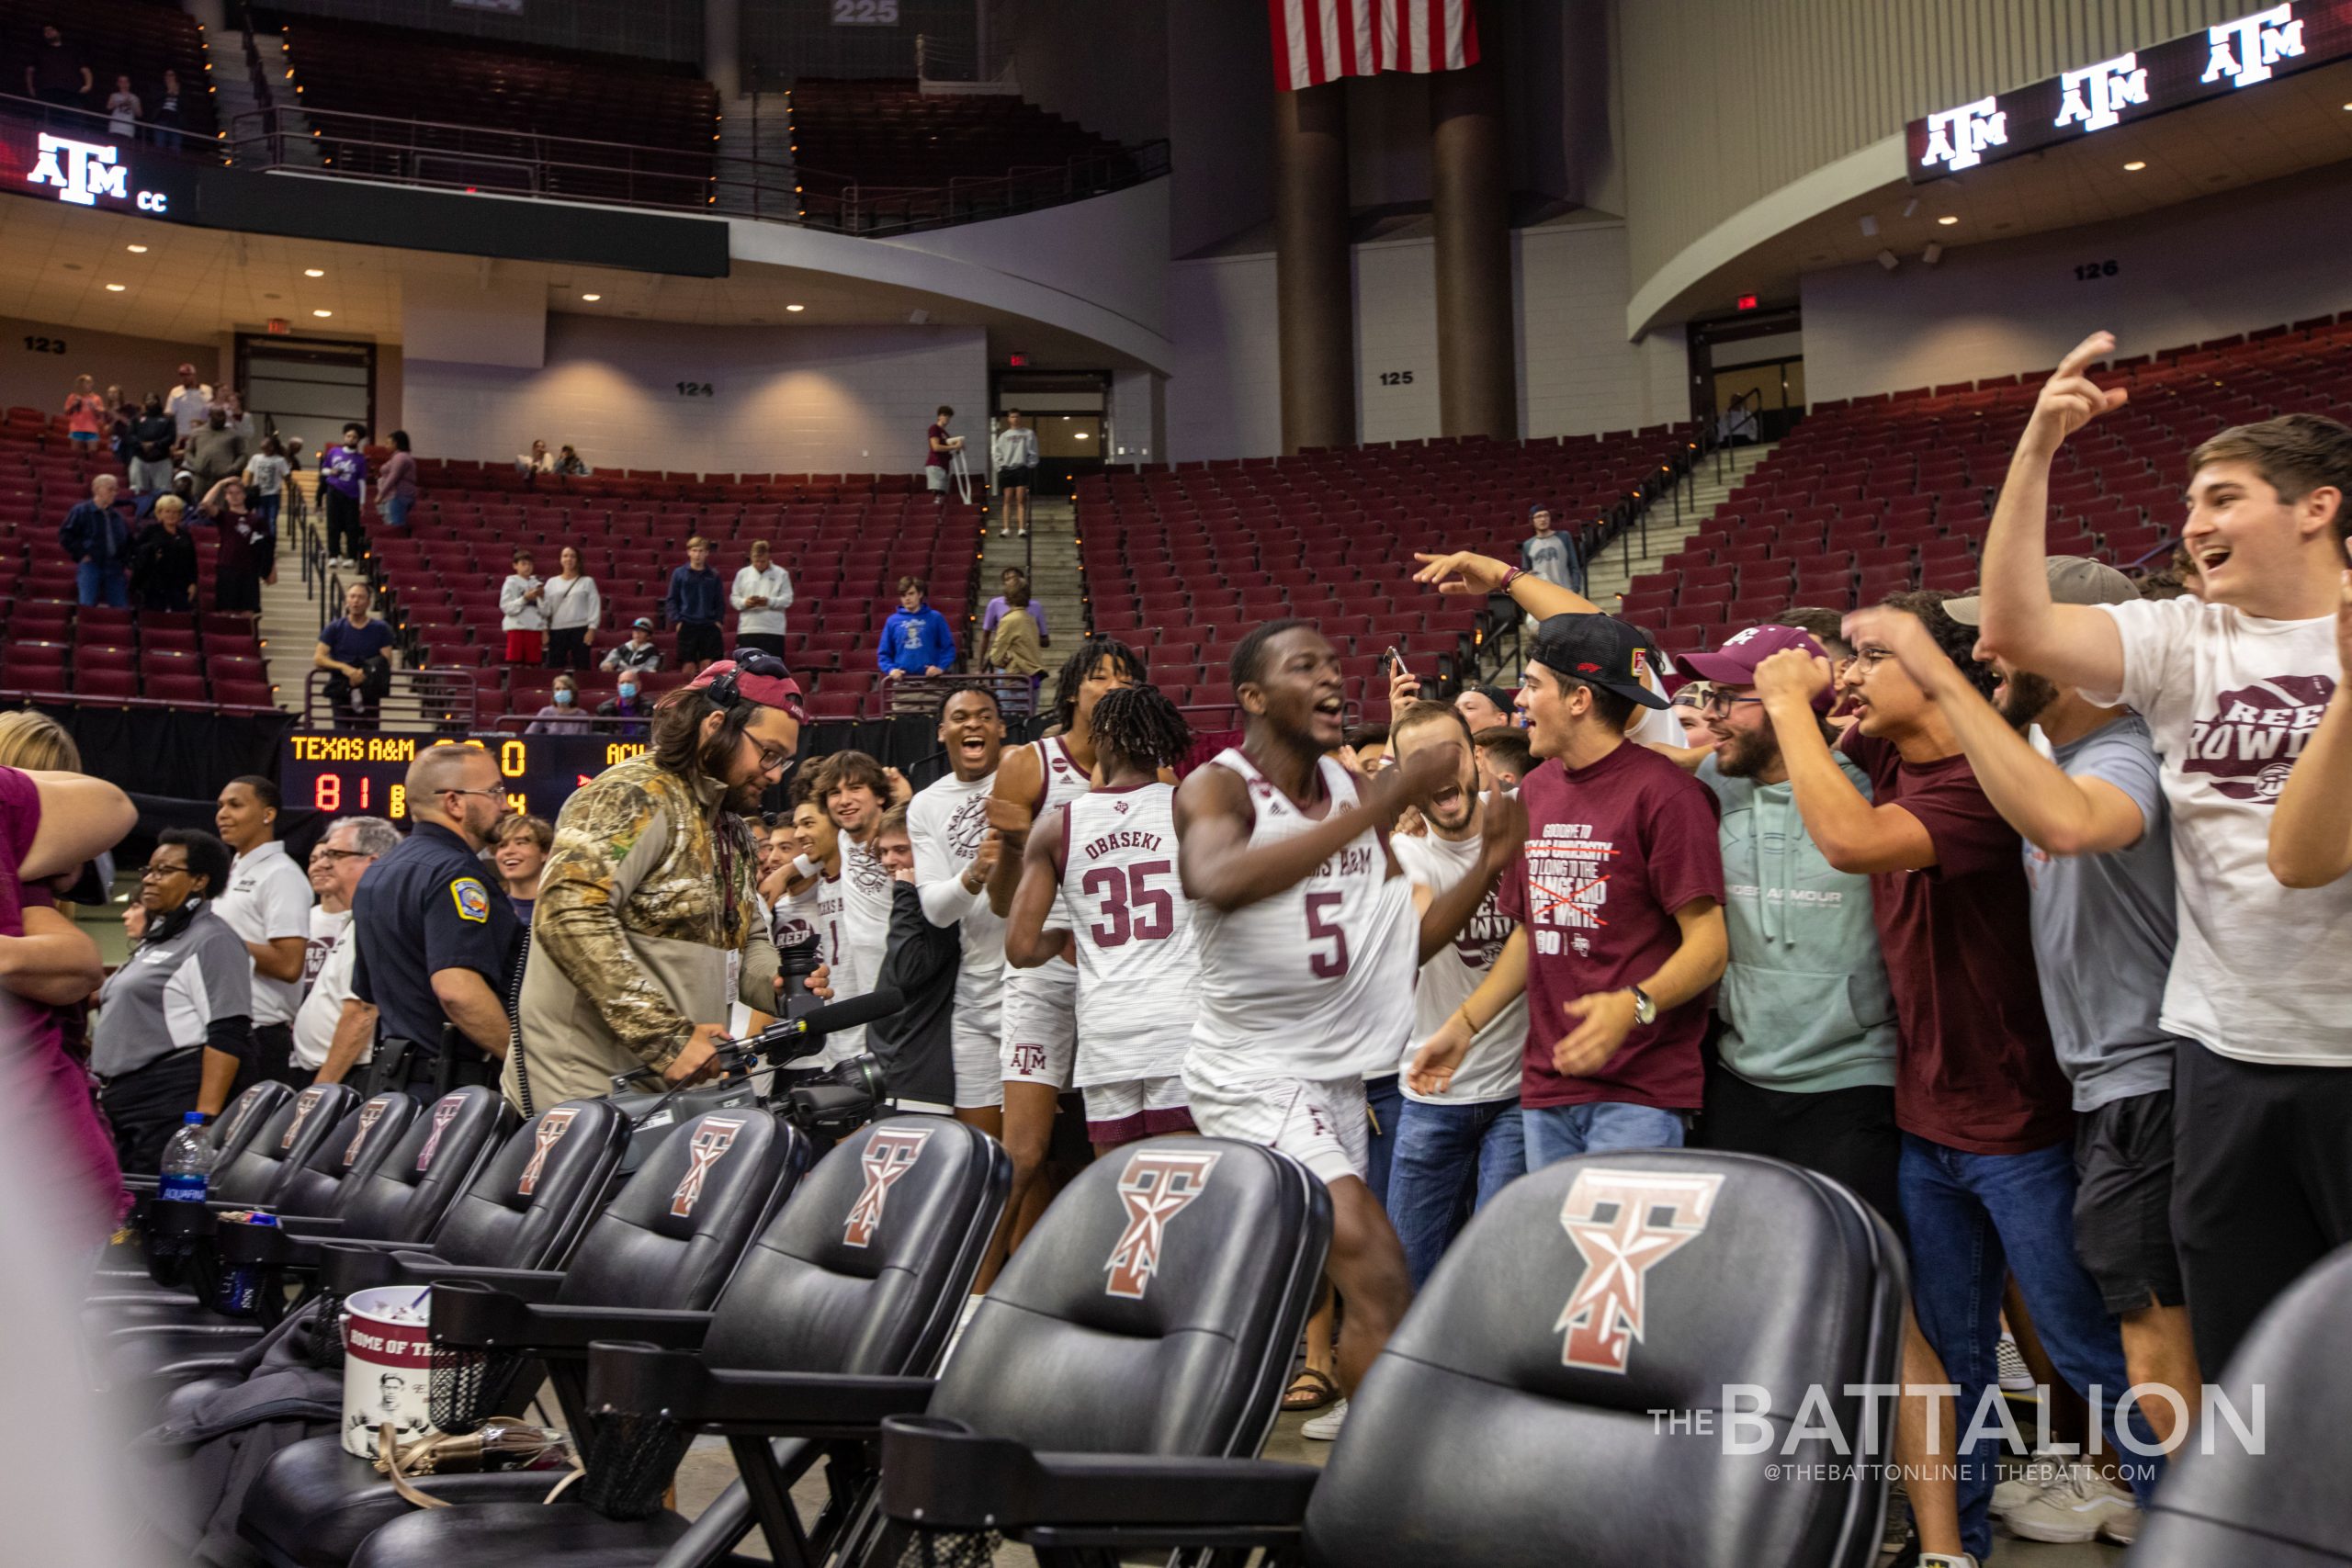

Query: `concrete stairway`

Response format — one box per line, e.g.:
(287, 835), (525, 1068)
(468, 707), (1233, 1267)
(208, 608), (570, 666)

(258, 479), (328, 714)
(223, 28), (322, 167)
(974, 493), (1081, 707)
(713, 88), (796, 219)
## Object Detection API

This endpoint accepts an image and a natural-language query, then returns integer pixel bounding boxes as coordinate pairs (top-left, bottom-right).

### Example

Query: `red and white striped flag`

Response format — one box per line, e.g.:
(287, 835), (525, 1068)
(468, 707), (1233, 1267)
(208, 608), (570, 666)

(1269, 0), (1480, 92)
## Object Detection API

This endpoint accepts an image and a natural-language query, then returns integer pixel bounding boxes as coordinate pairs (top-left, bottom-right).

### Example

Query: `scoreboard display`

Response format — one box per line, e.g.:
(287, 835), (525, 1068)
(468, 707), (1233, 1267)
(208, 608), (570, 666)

(278, 732), (646, 823)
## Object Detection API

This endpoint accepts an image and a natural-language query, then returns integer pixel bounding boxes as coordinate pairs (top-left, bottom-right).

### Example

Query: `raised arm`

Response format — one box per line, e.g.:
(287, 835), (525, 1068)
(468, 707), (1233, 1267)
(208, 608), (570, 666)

(21, 772), (133, 881)
(1754, 649), (1937, 874)
(1412, 547), (1600, 616)
(1849, 606), (2150, 857)
(1974, 333), (2132, 693)
(2269, 557), (2352, 887)
(1002, 810), (1071, 969)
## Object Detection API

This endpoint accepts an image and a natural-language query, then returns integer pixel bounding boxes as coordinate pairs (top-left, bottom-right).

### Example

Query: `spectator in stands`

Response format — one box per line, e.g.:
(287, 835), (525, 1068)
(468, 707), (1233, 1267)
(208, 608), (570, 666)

(877, 575), (956, 681)
(242, 434), (288, 532)
(1471, 725), (1531, 793)
(516, 439), (554, 476)
(541, 545), (602, 671)
(555, 444), (590, 477)
(291, 815), (398, 1080)
(103, 383), (133, 460)
(59, 474), (130, 609)
(1453, 683), (1516, 731)
(24, 26), (90, 122)
(981, 567), (1049, 649)
(992, 410), (1039, 538)
(663, 535), (726, 676)
(104, 73), (138, 139)
(375, 429), (418, 531)
(213, 775), (314, 1088)
(127, 394), (175, 494)
(1521, 503), (1584, 595)
(218, 388), (253, 442)
(166, 363), (211, 438)
(491, 814), (553, 921)
(92, 829), (250, 1170)
(314, 581), (397, 728)
(128, 494), (196, 613)
(596, 674), (651, 739)
(62, 374), (105, 449)
(527, 672), (591, 735)
(1670, 681), (1717, 746)
(926, 405), (963, 509)
(730, 537), (794, 658)
(499, 547), (548, 666)
(986, 593), (1047, 682)
(200, 475), (274, 614)
(304, 838), (348, 995)
(151, 67), (184, 149)
(177, 405), (246, 498)
(320, 422), (368, 568)
(600, 615), (663, 674)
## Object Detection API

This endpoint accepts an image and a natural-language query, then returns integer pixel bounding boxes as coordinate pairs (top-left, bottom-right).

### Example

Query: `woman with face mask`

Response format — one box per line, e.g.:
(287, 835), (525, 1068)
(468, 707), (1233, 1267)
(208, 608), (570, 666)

(526, 672), (591, 735)
(596, 676), (651, 740)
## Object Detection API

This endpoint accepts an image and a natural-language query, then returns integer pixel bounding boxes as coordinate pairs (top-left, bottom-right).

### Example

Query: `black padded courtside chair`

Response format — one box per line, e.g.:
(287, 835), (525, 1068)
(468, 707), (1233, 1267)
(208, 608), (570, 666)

(2128, 1239), (2352, 1566)
(344, 1114), (1012, 1568)
(874, 1148), (1905, 1568)
(238, 1106), (809, 1568)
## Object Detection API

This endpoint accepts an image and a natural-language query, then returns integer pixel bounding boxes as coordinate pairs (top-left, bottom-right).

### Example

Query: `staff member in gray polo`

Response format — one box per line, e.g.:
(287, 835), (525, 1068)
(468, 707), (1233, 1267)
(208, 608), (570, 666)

(93, 829), (255, 1171)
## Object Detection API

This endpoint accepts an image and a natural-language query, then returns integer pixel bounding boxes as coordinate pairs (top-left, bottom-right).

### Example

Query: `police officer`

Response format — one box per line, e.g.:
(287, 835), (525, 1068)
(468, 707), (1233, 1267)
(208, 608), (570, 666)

(337, 743), (518, 1093)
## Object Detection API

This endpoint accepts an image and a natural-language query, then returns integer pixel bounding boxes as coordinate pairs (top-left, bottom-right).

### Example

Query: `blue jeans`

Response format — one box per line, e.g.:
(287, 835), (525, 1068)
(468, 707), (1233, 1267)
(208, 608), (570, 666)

(382, 492), (413, 530)
(1522, 1100), (1685, 1168)
(251, 492), (281, 531)
(1363, 1073), (1402, 1207)
(75, 558), (127, 607)
(1385, 1098), (1525, 1287)
(1900, 1134), (2158, 1562)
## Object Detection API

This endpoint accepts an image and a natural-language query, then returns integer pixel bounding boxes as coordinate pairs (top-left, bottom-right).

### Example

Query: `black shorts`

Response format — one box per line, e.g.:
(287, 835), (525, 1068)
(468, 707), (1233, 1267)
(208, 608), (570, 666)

(676, 621), (724, 663)
(1699, 1047), (1903, 1239)
(995, 466), (1033, 491)
(2073, 1089), (2185, 1314)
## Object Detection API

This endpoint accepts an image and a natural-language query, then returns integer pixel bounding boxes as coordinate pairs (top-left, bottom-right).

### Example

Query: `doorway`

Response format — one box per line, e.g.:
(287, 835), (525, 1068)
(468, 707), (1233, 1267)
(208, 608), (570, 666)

(1686, 308), (1804, 443)
(233, 335), (377, 459)
(991, 370), (1108, 497)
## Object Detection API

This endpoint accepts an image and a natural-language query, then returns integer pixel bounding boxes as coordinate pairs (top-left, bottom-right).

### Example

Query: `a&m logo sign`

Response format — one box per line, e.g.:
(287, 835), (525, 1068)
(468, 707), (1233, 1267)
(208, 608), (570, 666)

(25, 132), (169, 211)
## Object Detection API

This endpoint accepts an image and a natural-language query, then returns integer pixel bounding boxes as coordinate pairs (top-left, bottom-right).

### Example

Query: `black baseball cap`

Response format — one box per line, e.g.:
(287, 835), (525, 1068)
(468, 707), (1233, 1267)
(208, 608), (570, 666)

(1527, 614), (1669, 709)
(1468, 683), (1517, 715)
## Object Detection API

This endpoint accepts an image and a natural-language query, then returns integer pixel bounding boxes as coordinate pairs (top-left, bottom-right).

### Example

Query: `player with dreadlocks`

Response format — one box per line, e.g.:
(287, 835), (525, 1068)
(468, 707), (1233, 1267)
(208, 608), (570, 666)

(983, 635), (1149, 1250)
(1005, 684), (1197, 1153)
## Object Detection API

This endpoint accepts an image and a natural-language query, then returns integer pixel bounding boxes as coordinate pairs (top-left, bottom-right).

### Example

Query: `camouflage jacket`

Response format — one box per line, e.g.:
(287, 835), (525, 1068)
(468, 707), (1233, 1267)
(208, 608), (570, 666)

(511, 752), (778, 1107)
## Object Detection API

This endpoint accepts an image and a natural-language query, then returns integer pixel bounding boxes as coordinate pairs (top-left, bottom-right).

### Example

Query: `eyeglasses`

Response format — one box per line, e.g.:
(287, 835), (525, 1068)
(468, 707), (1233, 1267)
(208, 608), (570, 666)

(1849, 646), (1895, 672)
(317, 847), (375, 861)
(438, 787), (506, 803)
(1700, 692), (1766, 717)
(742, 733), (797, 777)
(138, 862), (190, 880)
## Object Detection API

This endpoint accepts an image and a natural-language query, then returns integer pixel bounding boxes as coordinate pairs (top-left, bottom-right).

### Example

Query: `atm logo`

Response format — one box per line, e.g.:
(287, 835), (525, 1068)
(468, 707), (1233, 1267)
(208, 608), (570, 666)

(1555, 1168), (1724, 1373)
(517, 1108), (579, 1195)
(844, 1124), (935, 1247)
(24, 132), (168, 211)
(1105, 1148), (1219, 1300)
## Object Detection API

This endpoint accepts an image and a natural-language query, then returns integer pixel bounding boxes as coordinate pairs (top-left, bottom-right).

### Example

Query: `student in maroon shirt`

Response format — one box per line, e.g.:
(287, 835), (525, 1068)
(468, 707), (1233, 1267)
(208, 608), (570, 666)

(200, 474), (275, 614)
(1757, 589), (2148, 1566)
(1409, 614), (1726, 1168)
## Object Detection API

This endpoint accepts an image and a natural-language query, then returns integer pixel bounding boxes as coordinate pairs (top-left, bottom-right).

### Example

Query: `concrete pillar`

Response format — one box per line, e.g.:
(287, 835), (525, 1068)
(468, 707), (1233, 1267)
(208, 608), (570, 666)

(1272, 83), (1354, 455)
(704, 0), (741, 102)
(1430, 61), (1516, 440)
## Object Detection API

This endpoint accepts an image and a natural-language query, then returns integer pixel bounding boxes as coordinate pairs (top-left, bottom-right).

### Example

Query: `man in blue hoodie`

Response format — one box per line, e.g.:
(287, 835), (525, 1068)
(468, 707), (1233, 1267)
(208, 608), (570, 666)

(60, 472), (132, 607)
(877, 575), (956, 681)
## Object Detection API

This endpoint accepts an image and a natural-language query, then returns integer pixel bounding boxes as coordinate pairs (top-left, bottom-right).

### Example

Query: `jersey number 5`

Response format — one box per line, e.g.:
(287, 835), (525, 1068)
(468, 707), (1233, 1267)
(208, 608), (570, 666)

(1081, 860), (1175, 948)
(1305, 891), (1351, 977)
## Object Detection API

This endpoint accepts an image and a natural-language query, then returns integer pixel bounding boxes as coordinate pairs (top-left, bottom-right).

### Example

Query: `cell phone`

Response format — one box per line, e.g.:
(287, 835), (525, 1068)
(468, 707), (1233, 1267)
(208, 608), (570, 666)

(1383, 645), (1407, 673)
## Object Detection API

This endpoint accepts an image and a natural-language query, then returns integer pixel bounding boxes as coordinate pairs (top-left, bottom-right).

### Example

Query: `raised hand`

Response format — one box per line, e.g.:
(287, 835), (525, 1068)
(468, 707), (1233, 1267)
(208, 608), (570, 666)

(2028, 332), (2130, 448)
(1410, 549), (1513, 596)
(1841, 605), (1953, 690)
(1751, 646), (1833, 710)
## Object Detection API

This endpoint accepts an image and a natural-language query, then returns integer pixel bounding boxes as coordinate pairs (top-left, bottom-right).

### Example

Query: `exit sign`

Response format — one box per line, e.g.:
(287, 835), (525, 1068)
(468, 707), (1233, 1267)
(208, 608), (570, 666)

(1007, 351), (1028, 367)
(266, 317), (289, 334)
(1736, 294), (1758, 311)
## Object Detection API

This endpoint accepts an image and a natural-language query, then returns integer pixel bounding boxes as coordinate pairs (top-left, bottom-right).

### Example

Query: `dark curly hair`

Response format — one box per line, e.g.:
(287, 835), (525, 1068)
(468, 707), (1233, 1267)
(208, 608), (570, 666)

(1052, 637), (1148, 732)
(1877, 589), (1998, 703)
(1090, 684), (1191, 775)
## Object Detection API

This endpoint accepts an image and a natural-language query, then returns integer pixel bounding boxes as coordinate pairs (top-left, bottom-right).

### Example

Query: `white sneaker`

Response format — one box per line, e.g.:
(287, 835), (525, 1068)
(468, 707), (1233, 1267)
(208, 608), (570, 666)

(1996, 1332), (2036, 1393)
(1300, 1397), (1348, 1441)
(1917, 1556), (1978, 1568)
(2003, 1461), (2137, 1544)
(1992, 1449), (2068, 1516)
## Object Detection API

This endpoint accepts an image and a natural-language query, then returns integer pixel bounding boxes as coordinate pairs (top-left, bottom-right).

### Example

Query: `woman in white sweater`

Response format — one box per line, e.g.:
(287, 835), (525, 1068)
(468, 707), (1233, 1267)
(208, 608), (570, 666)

(540, 544), (603, 670)
(498, 547), (548, 665)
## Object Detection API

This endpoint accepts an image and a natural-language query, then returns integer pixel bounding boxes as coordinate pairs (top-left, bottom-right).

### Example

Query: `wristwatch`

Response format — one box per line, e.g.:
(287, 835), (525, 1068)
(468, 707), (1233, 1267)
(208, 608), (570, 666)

(1628, 987), (1657, 1027)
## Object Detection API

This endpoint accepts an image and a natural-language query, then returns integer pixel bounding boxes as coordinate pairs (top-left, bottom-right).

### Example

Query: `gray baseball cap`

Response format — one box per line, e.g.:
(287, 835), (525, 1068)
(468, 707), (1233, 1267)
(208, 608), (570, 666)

(1942, 556), (2137, 625)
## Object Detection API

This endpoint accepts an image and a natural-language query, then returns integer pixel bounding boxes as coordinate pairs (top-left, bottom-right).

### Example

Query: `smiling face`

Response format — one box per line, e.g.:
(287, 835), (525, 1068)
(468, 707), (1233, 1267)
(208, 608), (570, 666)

(792, 800), (838, 864)
(307, 840), (338, 897)
(1391, 714), (1478, 833)
(824, 777), (883, 834)
(1073, 654), (1139, 729)
(2180, 458), (2338, 613)
(492, 826), (546, 894)
(1243, 626), (1345, 750)
(559, 547), (580, 575)
(215, 781), (271, 851)
(325, 821), (380, 904)
(1709, 684), (1783, 779)
(938, 689), (1005, 782)
(140, 849), (200, 913)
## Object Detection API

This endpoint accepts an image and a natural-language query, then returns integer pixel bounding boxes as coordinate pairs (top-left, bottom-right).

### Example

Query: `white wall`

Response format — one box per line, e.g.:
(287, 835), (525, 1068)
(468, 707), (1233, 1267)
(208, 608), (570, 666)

(399, 314), (989, 477)
(1353, 240), (1441, 443)
(888, 178), (1170, 344)
(1517, 220), (1683, 437)
(1803, 164), (2352, 405)
(1165, 254), (1282, 460)
(0, 318), (218, 416)
(401, 277), (546, 371)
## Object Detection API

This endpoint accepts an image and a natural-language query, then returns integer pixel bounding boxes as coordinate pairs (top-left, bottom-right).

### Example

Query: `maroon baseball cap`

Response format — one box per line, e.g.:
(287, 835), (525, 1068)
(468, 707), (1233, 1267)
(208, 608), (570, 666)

(1679, 624), (1834, 713)
(684, 657), (807, 722)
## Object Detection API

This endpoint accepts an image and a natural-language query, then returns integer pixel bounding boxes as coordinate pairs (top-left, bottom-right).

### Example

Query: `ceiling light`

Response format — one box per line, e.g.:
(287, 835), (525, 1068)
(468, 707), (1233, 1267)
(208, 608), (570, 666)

(2123, 160), (2147, 171)
(311, 309), (333, 318)
(105, 283), (126, 292)
(1074, 432), (1090, 440)
(126, 243), (148, 254)
(581, 293), (601, 301)
(303, 267), (324, 276)
(1936, 214), (1959, 225)
(785, 303), (805, 312)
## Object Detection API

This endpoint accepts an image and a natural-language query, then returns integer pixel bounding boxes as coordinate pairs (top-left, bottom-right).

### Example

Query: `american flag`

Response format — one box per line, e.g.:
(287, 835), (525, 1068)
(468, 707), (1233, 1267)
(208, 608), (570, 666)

(1269, 0), (1480, 92)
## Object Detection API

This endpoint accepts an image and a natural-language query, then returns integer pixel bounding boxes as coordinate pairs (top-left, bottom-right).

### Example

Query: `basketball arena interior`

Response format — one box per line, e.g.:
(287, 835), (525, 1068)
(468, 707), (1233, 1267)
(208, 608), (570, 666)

(15, 2), (2352, 1564)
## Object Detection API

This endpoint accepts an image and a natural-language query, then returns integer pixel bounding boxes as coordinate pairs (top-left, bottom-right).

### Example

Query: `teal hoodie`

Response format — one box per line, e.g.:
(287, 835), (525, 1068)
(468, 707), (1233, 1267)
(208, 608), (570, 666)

(1699, 753), (1897, 1093)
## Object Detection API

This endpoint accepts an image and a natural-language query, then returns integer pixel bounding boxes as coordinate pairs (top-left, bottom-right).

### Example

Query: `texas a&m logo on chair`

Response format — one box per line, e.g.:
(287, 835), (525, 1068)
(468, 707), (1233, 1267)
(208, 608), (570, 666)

(1555, 1168), (1724, 1373)
(415, 1096), (463, 1173)
(516, 1108), (579, 1196)
(844, 1124), (936, 1247)
(670, 1117), (748, 1218)
(1105, 1148), (1220, 1300)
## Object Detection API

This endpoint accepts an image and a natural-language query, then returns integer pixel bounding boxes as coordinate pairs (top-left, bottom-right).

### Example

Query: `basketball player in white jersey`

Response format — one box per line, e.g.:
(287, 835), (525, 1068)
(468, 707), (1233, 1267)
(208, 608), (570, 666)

(1177, 618), (1515, 1395)
(983, 636), (1148, 1247)
(1004, 683), (1198, 1152)
(908, 684), (1012, 1133)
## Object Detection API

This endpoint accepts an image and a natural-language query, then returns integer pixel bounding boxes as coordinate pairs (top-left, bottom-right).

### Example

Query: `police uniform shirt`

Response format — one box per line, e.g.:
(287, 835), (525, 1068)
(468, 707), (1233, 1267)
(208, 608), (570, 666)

(351, 821), (519, 1053)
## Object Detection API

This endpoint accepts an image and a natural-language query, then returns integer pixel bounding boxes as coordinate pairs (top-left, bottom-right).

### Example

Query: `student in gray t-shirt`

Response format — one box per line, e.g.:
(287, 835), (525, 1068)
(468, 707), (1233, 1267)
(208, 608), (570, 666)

(1518, 502), (1582, 594)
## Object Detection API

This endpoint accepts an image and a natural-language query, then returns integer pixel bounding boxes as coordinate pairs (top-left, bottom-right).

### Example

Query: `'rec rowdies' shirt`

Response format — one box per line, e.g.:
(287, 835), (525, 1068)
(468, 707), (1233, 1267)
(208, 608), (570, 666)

(1498, 741), (1724, 1113)
(1838, 728), (2072, 1155)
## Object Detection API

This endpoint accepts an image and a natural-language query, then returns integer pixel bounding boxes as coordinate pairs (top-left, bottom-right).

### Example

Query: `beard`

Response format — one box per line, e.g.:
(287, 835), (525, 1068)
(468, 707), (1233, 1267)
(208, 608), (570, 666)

(1996, 670), (2061, 728)
(700, 730), (772, 815)
(1713, 724), (1779, 780)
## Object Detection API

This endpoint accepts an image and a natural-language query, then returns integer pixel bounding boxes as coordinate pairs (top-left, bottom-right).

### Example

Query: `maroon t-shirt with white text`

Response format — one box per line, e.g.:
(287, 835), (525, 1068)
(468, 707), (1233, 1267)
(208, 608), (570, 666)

(1498, 741), (1725, 1111)
(1838, 728), (2071, 1155)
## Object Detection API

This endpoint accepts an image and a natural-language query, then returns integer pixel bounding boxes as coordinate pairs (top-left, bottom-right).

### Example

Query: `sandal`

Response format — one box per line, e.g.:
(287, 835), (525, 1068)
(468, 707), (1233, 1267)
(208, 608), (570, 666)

(1283, 1367), (1340, 1413)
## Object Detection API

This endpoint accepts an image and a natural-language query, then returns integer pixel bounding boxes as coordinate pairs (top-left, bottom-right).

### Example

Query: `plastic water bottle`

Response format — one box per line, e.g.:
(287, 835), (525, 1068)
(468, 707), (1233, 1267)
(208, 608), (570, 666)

(159, 1112), (214, 1203)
